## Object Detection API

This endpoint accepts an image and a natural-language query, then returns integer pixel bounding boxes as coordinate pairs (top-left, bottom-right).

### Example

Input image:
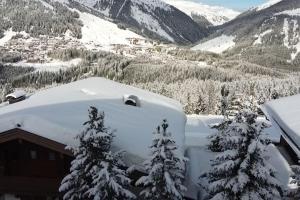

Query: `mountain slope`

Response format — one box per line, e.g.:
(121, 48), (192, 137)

(60, 0), (209, 44)
(162, 0), (240, 26)
(192, 0), (300, 68)
(0, 0), (208, 47)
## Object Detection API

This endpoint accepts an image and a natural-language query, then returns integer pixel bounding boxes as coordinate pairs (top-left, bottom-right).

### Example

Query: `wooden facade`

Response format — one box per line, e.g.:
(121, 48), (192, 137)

(0, 129), (73, 200)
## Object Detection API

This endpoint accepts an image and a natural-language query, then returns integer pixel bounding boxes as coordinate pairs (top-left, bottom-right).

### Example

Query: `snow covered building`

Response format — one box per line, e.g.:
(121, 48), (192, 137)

(0, 77), (186, 200)
(184, 115), (291, 200)
(5, 90), (26, 104)
(263, 94), (300, 164)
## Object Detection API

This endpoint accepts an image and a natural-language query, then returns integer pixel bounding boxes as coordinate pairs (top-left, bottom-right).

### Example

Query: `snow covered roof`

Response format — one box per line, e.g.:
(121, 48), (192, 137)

(184, 115), (291, 198)
(5, 90), (26, 99)
(263, 94), (300, 155)
(0, 78), (186, 165)
(185, 114), (281, 147)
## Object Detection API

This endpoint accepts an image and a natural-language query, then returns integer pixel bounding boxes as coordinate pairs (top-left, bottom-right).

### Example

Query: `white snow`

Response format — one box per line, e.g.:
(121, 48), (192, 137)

(163, 0), (240, 26)
(263, 94), (300, 157)
(132, 0), (172, 12)
(130, 6), (174, 42)
(38, 0), (54, 10)
(0, 28), (17, 46)
(254, 29), (273, 45)
(0, 78), (186, 166)
(184, 115), (291, 199)
(185, 115), (281, 147)
(78, 10), (144, 50)
(255, 0), (283, 11)
(12, 58), (82, 72)
(191, 35), (236, 54)
(281, 18), (300, 61)
(275, 8), (300, 17)
(6, 90), (26, 99)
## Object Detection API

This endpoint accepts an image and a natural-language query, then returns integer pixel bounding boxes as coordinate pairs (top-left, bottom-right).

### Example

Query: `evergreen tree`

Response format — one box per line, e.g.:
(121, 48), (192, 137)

(227, 93), (244, 117)
(220, 85), (230, 118)
(59, 106), (135, 200)
(203, 110), (282, 200)
(286, 165), (300, 199)
(208, 85), (232, 152)
(136, 119), (187, 200)
(1, 83), (13, 102)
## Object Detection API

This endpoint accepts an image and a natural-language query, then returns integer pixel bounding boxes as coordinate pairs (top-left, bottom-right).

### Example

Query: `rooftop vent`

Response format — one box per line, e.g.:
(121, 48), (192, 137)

(123, 94), (141, 107)
(5, 90), (26, 104)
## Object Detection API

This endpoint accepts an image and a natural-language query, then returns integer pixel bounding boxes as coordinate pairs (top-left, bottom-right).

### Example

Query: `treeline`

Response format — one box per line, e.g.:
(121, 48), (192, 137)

(0, 0), (82, 38)
(2, 48), (300, 115)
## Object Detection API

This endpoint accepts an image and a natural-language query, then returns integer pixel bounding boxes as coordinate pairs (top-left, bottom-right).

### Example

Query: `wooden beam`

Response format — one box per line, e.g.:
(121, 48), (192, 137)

(0, 129), (73, 157)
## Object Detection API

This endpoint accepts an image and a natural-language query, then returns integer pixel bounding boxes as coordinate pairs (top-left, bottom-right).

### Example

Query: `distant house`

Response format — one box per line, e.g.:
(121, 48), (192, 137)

(0, 78), (186, 200)
(262, 94), (300, 164)
(5, 90), (26, 104)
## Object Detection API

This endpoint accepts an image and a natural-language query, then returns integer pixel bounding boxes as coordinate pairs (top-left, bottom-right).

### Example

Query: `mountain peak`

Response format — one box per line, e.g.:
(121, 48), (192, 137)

(162, 0), (240, 26)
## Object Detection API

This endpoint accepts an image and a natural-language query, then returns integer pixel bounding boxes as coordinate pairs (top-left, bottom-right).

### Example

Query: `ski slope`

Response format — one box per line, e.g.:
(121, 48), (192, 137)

(78, 11), (144, 49)
(191, 35), (236, 54)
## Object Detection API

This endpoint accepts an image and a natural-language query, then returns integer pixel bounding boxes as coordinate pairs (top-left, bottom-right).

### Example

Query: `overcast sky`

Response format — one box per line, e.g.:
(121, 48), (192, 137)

(196, 0), (267, 11)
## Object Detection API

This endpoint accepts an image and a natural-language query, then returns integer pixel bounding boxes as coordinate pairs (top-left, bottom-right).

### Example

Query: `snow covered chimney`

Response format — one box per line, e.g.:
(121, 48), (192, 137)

(123, 94), (141, 107)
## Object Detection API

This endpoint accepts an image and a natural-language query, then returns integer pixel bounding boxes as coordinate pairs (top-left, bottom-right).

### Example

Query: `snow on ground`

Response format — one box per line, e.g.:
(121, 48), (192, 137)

(132, 0), (172, 12)
(185, 114), (281, 147)
(255, 0), (283, 11)
(11, 58), (82, 72)
(254, 29), (273, 45)
(0, 28), (17, 46)
(275, 8), (300, 17)
(38, 0), (54, 10)
(0, 78), (186, 166)
(281, 18), (300, 61)
(184, 114), (291, 199)
(191, 35), (235, 54)
(77, 10), (144, 50)
(130, 6), (174, 42)
(263, 94), (300, 156)
(163, 0), (240, 26)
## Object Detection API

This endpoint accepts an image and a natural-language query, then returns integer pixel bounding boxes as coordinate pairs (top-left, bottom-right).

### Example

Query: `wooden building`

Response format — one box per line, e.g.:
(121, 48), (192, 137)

(262, 94), (300, 164)
(0, 128), (72, 200)
(0, 78), (186, 200)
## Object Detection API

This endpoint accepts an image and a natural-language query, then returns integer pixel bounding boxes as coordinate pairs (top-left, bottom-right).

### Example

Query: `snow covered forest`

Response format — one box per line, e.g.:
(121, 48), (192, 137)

(1, 47), (300, 115)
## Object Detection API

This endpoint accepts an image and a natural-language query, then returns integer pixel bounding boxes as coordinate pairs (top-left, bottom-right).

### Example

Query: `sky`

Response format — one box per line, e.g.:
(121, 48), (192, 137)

(195, 0), (267, 11)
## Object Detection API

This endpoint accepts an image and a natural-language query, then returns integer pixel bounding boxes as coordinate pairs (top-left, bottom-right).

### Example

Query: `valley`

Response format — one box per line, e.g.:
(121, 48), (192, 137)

(0, 0), (299, 116)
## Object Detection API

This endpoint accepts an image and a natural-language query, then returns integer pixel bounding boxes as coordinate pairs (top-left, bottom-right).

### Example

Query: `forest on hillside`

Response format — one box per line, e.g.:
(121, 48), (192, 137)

(1, 48), (300, 115)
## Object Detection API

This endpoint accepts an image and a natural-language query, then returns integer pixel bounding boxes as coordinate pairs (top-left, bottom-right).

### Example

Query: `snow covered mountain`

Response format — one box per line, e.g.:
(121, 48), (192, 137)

(192, 0), (300, 68)
(0, 0), (208, 48)
(57, 0), (209, 44)
(162, 0), (240, 26)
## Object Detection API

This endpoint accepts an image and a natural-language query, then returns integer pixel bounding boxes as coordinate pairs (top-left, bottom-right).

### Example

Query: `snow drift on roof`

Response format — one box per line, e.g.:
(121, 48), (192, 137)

(263, 94), (300, 152)
(6, 90), (26, 99)
(0, 78), (186, 165)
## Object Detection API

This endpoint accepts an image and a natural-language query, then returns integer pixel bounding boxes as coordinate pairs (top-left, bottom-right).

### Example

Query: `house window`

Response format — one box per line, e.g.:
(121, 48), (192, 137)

(49, 152), (56, 161)
(30, 150), (37, 160)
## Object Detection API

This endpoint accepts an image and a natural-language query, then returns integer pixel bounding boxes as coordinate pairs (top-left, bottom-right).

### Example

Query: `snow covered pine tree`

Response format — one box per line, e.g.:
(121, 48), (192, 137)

(59, 106), (135, 200)
(136, 119), (188, 200)
(286, 165), (300, 199)
(202, 110), (282, 200)
(208, 85), (232, 152)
